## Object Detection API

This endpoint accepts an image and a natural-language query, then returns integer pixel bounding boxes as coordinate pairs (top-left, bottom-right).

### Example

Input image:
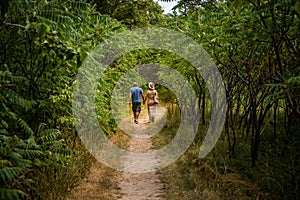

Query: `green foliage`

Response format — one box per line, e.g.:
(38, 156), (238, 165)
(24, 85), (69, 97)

(155, 0), (299, 198)
(93, 0), (163, 27)
(1, 0), (126, 198)
(0, 69), (69, 199)
(0, 0), (299, 198)
(0, 189), (27, 200)
(0, 129), (69, 199)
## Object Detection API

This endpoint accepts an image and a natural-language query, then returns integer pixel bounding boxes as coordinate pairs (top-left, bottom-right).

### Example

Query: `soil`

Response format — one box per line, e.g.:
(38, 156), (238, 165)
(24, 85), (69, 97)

(114, 133), (165, 200)
(67, 106), (167, 200)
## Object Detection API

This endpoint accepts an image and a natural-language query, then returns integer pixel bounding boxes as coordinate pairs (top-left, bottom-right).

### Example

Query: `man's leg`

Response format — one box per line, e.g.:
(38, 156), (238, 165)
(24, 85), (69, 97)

(132, 104), (135, 120)
(135, 112), (140, 119)
(135, 103), (141, 124)
(133, 112), (138, 124)
(132, 103), (138, 123)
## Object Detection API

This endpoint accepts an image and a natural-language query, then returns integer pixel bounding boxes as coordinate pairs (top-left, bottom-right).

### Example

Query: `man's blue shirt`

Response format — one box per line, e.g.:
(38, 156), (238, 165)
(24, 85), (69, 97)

(130, 86), (143, 103)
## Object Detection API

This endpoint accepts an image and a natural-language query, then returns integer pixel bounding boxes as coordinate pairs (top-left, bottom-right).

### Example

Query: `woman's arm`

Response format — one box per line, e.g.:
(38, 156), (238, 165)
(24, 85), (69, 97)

(143, 90), (148, 104)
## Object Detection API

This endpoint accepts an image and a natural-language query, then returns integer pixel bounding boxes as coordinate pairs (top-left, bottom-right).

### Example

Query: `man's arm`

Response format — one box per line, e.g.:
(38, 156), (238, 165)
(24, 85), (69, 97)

(128, 92), (132, 105)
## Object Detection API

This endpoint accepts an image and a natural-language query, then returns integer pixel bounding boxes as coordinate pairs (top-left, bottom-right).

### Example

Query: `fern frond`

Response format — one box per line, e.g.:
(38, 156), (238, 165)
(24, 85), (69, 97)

(0, 166), (25, 183)
(0, 70), (25, 85)
(37, 123), (48, 133)
(287, 75), (300, 84)
(19, 138), (39, 150)
(17, 119), (34, 137)
(39, 129), (61, 142)
(35, 15), (58, 30)
(15, 148), (43, 158)
(2, 87), (34, 112)
(0, 129), (8, 135)
(65, 1), (90, 12)
(37, 9), (74, 25)
(0, 105), (18, 122)
(2, 148), (32, 168)
(42, 139), (64, 153)
(57, 149), (71, 157)
(0, 120), (9, 129)
(0, 188), (27, 200)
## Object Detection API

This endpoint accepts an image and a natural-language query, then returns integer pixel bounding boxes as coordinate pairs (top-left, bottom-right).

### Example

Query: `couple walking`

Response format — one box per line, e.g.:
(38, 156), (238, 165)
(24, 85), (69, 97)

(129, 82), (159, 124)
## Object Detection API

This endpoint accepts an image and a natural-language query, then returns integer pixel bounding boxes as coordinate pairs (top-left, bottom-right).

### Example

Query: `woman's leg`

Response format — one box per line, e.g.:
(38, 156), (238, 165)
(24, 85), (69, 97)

(148, 105), (151, 121)
(149, 105), (155, 122)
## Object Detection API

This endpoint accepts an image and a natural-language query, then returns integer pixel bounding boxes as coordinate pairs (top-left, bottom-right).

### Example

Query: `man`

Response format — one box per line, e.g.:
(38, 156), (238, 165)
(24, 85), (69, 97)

(129, 82), (145, 124)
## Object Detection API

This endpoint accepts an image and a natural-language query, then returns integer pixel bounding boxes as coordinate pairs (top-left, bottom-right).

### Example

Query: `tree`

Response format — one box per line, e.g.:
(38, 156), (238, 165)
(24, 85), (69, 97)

(92, 0), (164, 27)
(0, 0), (126, 198)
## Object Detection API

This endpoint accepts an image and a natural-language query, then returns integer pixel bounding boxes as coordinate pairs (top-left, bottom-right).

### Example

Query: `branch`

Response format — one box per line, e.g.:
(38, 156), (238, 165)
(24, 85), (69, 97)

(3, 22), (26, 29)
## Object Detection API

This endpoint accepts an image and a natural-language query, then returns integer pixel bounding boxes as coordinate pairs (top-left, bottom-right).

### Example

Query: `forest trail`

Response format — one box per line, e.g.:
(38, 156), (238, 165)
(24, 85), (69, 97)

(68, 106), (167, 200)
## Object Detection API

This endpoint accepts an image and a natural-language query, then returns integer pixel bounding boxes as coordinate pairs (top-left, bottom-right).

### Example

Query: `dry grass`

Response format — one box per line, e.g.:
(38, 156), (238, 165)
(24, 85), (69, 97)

(33, 137), (93, 200)
(152, 107), (270, 200)
(156, 144), (268, 200)
(65, 131), (130, 200)
(66, 160), (120, 200)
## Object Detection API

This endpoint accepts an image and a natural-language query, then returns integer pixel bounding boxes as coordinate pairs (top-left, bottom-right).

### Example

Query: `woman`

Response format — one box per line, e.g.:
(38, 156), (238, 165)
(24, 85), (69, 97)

(144, 82), (159, 122)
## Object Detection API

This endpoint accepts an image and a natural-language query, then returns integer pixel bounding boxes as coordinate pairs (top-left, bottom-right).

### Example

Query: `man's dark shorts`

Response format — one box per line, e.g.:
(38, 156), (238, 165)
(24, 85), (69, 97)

(132, 102), (141, 113)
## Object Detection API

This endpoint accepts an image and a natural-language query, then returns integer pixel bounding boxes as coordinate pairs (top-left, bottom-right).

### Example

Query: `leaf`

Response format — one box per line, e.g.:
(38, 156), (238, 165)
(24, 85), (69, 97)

(39, 129), (61, 142)
(295, 1), (300, 15)
(0, 167), (25, 182)
(0, 189), (27, 200)
(17, 119), (34, 137)
(35, 23), (50, 38)
(287, 76), (300, 84)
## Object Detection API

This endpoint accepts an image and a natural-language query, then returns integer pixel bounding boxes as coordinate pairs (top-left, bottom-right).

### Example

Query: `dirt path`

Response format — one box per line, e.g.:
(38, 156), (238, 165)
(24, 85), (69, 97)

(113, 106), (166, 200)
(68, 106), (167, 200)
(115, 137), (164, 200)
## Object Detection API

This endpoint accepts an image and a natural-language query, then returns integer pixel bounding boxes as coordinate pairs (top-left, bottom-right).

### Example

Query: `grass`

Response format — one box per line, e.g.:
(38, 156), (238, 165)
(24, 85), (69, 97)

(152, 107), (299, 200)
(65, 130), (130, 200)
(44, 105), (299, 200)
(33, 129), (130, 200)
(34, 137), (94, 199)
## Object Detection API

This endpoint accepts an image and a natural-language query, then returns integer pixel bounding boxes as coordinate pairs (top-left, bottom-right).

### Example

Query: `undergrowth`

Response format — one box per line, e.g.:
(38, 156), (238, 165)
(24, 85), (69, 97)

(66, 129), (130, 200)
(33, 138), (93, 200)
(153, 106), (299, 200)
